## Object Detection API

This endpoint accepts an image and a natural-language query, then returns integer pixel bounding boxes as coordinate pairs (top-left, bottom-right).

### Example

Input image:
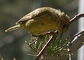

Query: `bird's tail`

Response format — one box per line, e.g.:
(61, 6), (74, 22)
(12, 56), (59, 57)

(5, 24), (20, 32)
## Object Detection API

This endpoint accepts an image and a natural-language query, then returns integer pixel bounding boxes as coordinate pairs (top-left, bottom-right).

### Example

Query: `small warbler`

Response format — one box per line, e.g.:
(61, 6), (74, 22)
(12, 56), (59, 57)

(5, 7), (70, 36)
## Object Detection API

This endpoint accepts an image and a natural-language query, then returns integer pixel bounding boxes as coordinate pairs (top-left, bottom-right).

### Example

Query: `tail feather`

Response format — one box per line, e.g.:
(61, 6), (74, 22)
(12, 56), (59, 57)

(5, 24), (20, 32)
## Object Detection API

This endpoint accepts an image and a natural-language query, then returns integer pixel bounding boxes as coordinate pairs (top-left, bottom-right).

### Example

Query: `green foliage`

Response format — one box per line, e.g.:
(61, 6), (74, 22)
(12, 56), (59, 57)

(27, 34), (70, 57)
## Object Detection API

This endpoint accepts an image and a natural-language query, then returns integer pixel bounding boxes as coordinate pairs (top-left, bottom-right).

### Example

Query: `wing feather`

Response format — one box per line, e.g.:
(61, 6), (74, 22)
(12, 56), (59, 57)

(16, 7), (51, 24)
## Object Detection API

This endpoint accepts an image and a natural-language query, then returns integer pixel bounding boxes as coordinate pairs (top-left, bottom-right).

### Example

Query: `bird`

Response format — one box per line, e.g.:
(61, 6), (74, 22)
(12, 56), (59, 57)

(5, 7), (70, 36)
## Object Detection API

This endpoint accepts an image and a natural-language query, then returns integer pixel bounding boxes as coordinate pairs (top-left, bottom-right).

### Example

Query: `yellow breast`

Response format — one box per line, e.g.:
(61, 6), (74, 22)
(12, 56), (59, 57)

(25, 14), (60, 36)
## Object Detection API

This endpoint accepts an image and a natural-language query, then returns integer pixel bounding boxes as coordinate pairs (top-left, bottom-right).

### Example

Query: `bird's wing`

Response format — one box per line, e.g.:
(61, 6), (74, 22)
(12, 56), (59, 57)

(16, 7), (51, 24)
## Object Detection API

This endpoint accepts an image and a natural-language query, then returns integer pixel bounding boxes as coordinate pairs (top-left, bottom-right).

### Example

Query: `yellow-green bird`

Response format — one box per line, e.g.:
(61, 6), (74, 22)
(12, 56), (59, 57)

(5, 7), (70, 36)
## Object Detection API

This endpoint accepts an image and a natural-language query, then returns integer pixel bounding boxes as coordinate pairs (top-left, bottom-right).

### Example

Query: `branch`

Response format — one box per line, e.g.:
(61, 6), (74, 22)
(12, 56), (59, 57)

(35, 32), (58, 60)
(35, 34), (54, 60)
(70, 13), (84, 24)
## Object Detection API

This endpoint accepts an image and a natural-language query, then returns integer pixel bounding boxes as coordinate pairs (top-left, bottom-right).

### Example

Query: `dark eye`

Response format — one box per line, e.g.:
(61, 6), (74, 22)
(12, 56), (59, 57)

(63, 24), (66, 29)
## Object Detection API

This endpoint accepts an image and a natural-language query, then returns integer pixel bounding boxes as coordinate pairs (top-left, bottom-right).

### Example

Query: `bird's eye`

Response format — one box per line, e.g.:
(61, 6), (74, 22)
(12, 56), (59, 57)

(63, 24), (66, 29)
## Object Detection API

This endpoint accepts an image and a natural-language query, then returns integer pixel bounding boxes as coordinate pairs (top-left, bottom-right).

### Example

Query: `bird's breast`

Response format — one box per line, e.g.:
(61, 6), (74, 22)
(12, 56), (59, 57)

(25, 15), (59, 36)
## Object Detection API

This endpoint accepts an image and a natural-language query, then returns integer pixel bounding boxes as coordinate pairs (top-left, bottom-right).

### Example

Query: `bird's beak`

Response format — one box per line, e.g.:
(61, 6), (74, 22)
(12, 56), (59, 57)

(60, 33), (63, 38)
(60, 30), (63, 38)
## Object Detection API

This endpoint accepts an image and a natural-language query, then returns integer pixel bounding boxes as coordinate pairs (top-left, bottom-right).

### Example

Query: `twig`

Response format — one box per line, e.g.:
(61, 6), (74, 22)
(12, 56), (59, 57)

(68, 13), (84, 60)
(70, 13), (84, 24)
(35, 32), (56, 60)
(74, 29), (84, 37)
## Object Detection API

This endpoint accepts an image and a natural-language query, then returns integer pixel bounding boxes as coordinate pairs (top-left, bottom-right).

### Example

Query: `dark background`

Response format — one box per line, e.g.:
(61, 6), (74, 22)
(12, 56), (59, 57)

(0, 0), (78, 60)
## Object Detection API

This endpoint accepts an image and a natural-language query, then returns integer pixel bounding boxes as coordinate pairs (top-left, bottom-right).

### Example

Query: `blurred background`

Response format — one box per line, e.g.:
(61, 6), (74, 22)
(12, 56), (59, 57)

(0, 0), (80, 60)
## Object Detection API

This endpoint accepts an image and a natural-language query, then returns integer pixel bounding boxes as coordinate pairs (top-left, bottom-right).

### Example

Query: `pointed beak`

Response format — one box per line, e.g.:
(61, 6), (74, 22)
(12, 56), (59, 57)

(60, 30), (63, 38)
(60, 33), (63, 38)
